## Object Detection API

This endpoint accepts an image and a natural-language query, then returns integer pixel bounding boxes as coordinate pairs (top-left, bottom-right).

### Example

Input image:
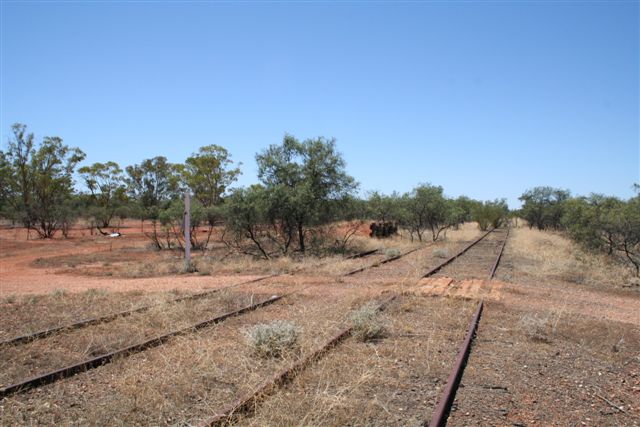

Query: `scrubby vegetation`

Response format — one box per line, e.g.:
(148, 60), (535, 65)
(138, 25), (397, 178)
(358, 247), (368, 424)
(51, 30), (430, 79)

(244, 320), (300, 358)
(350, 303), (386, 342)
(2, 123), (636, 276)
(519, 186), (640, 276)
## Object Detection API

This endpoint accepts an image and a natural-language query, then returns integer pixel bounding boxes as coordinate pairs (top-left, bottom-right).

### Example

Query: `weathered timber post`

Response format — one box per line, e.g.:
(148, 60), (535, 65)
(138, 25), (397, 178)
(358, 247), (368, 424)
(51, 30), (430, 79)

(184, 192), (191, 271)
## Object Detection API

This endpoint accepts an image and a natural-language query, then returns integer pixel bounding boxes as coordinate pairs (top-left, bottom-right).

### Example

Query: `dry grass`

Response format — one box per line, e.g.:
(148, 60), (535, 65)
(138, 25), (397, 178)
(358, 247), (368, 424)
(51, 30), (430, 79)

(235, 296), (476, 426)
(0, 293), (365, 425)
(504, 226), (634, 289)
(442, 221), (483, 243)
(21, 222), (481, 281)
(448, 300), (640, 426)
(0, 288), (175, 341)
(244, 320), (300, 358)
(350, 303), (386, 341)
(0, 288), (275, 386)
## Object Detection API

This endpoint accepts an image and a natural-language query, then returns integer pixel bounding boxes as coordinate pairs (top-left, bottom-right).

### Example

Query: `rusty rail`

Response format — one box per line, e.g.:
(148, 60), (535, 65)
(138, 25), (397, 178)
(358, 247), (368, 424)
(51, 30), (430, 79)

(488, 227), (509, 280)
(345, 246), (426, 276)
(422, 229), (495, 278)
(2, 244), (384, 348)
(426, 300), (484, 427)
(0, 274), (277, 348)
(0, 295), (282, 398)
(425, 228), (510, 426)
(197, 294), (398, 427)
(345, 248), (378, 259)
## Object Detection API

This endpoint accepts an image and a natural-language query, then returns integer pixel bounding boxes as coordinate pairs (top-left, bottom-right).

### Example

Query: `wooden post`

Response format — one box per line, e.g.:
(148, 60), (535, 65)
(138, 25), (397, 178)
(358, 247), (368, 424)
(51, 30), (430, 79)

(184, 192), (191, 272)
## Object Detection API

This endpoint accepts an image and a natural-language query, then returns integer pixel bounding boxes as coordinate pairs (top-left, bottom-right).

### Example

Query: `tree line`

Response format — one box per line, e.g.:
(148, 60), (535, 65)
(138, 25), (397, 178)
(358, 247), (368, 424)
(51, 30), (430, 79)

(518, 186), (640, 276)
(0, 123), (509, 253)
(4, 123), (636, 277)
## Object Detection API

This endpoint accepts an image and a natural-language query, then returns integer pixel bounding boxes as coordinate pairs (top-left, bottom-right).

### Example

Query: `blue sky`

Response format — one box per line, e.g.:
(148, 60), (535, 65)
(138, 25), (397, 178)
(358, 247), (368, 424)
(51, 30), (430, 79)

(1, 1), (638, 207)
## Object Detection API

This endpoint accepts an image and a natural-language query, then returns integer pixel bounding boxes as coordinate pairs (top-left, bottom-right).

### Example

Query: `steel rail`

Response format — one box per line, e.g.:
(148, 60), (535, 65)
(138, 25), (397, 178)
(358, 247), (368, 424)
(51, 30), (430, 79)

(421, 229), (496, 278)
(426, 300), (484, 427)
(0, 294), (282, 398)
(197, 294), (399, 427)
(344, 246), (426, 276)
(488, 227), (510, 280)
(345, 248), (378, 259)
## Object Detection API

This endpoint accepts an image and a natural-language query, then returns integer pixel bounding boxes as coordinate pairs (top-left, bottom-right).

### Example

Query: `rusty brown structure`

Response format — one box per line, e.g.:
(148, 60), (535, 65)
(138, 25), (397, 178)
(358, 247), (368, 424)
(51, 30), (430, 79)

(488, 227), (510, 279)
(426, 227), (510, 426)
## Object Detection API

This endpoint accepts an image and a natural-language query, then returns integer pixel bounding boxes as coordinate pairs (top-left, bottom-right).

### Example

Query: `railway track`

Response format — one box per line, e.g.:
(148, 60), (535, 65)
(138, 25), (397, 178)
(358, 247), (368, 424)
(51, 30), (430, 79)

(426, 227), (509, 427)
(1, 229), (509, 424)
(0, 240), (421, 398)
(194, 228), (509, 425)
(1, 243), (418, 349)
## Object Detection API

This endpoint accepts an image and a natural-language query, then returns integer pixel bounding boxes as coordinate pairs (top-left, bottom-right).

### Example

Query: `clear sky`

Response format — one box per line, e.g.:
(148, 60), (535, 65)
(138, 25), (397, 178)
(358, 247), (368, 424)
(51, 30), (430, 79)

(1, 1), (638, 207)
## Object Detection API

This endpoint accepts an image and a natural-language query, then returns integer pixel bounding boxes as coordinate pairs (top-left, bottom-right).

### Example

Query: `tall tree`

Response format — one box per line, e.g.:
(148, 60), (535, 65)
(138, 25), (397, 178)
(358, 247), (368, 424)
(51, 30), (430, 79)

(256, 134), (357, 253)
(401, 184), (454, 242)
(181, 145), (241, 208)
(1, 124), (85, 238)
(519, 186), (570, 230)
(125, 156), (180, 219)
(78, 161), (127, 228)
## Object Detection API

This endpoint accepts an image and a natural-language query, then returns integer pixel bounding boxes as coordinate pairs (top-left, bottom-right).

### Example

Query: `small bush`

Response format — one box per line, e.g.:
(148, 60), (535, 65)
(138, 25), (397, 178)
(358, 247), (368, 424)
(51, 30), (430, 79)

(51, 288), (67, 298)
(351, 303), (385, 341)
(244, 321), (299, 358)
(519, 313), (552, 343)
(433, 248), (449, 259)
(384, 248), (401, 259)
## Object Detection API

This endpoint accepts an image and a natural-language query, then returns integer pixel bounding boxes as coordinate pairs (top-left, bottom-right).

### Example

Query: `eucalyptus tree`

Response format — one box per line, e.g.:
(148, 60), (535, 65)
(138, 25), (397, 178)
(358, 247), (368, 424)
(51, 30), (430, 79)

(1, 123), (85, 238)
(125, 156), (181, 220)
(181, 145), (241, 208)
(519, 186), (570, 230)
(255, 134), (357, 254)
(78, 161), (128, 229)
(402, 184), (452, 242)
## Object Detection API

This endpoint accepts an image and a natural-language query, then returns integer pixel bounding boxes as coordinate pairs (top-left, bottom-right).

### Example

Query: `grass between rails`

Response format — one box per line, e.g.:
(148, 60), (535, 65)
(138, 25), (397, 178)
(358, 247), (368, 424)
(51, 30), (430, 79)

(0, 289), (179, 342)
(0, 288), (275, 387)
(19, 223), (484, 280)
(234, 295), (476, 427)
(0, 293), (374, 425)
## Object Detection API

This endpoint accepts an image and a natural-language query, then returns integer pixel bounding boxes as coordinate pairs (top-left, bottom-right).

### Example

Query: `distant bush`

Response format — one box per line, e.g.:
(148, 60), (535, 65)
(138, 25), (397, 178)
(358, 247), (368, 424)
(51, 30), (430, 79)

(472, 199), (509, 231)
(244, 320), (299, 358)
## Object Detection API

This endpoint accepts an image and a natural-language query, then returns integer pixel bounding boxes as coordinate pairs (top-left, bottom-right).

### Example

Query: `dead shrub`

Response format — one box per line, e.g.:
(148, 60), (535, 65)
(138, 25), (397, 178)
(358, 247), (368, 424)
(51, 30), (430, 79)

(244, 320), (300, 358)
(350, 303), (385, 342)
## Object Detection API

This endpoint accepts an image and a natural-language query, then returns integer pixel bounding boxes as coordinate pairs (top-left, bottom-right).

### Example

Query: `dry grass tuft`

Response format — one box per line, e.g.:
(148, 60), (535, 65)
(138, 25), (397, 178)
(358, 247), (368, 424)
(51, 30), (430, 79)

(433, 248), (449, 259)
(244, 320), (300, 358)
(350, 303), (386, 342)
(519, 313), (553, 343)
